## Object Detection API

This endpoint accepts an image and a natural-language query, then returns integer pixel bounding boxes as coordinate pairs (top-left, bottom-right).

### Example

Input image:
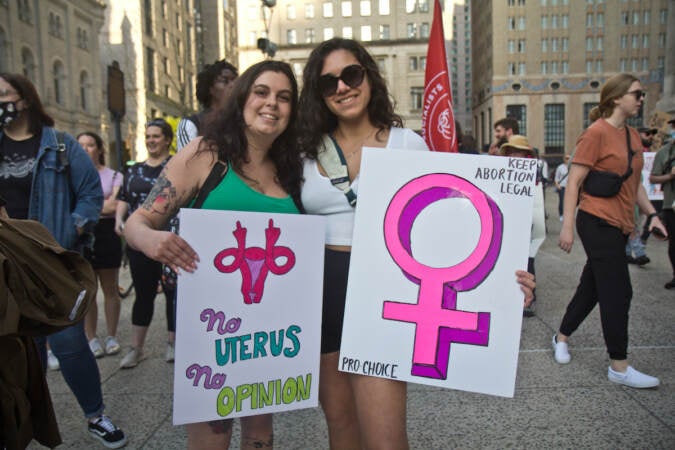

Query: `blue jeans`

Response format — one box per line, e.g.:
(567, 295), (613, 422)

(35, 321), (105, 419)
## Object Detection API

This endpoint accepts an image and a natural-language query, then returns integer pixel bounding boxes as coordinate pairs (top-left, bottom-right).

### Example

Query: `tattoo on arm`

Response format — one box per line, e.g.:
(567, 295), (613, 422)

(142, 172), (185, 217)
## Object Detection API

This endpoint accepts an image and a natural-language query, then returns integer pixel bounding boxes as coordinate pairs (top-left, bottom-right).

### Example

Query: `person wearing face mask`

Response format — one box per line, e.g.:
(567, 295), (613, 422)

(0, 73), (127, 448)
(649, 116), (675, 289)
(176, 60), (238, 151)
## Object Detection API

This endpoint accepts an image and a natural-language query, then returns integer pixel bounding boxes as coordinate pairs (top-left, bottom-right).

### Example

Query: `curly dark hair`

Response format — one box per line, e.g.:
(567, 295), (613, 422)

(196, 60), (238, 109)
(297, 38), (402, 159)
(199, 60), (303, 202)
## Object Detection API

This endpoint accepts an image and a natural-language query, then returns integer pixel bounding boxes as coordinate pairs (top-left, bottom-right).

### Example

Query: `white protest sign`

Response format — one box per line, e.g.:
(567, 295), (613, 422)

(642, 152), (664, 201)
(173, 209), (325, 425)
(340, 150), (535, 398)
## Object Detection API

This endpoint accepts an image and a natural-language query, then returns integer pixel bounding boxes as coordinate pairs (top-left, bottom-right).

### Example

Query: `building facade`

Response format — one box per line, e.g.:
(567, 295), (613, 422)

(0, 0), (106, 135)
(236, 0), (447, 132)
(450, 0), (472, 134)
(195, 0), (239, 69)
(471, 0), (670, 160)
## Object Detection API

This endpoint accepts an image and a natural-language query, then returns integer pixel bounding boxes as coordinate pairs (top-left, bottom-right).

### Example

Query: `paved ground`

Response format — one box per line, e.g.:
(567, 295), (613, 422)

(32, 188), (674, 449)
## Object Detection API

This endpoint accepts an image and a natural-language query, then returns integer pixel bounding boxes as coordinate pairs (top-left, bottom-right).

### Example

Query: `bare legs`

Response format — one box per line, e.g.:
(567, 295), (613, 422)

(85, 268), (121, 341)
(319, 351), (409, 450)
(186, 415), (273, 450)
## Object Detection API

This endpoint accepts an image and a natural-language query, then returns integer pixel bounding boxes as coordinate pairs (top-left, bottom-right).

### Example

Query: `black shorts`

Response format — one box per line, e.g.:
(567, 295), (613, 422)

(321, 249), (351, 354)
(87, 218), (122, 270)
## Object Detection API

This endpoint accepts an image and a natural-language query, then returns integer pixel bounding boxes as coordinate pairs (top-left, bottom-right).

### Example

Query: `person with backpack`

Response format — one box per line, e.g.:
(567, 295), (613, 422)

(0, 73), (127, 448)
(176, 59), (237, 151)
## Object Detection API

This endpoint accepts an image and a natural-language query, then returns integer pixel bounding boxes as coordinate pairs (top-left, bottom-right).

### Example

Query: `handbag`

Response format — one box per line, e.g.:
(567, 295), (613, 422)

(582, 127), (634, 198)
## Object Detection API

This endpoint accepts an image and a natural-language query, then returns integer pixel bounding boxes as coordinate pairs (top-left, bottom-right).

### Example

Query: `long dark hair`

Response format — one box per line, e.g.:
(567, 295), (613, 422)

(297, 38), (402, 159)
(76, 131), (105, 165)
(0, 72), (54, 135)
(199, 60), (302, 201)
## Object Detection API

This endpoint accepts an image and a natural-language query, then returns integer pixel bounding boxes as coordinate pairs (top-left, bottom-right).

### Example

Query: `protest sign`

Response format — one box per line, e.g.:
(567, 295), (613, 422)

(173, 209), (325, 425)
(642, 152), (664, 201)
(340, 150), (535, 398)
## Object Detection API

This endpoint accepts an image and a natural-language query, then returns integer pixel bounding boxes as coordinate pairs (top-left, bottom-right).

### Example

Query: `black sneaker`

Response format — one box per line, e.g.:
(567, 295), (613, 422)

(665, 278), (675, 290)
(88, 415), (127, 448)
(634, 255), (650, 266)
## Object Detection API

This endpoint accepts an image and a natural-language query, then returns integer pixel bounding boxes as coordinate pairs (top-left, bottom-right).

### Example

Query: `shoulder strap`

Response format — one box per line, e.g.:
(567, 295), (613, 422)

(193, 161), (228, 209)
(621, 127), (635, 180)
(55, 131), (68, 171)
(316, 134), (357, 207)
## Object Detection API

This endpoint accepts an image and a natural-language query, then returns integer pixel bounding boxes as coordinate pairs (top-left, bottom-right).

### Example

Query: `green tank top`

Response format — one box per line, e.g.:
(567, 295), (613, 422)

(198, 167), (299, 214)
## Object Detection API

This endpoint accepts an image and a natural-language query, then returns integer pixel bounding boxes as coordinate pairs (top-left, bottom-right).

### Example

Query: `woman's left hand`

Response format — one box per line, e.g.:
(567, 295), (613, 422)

(516, 270), (536, 307)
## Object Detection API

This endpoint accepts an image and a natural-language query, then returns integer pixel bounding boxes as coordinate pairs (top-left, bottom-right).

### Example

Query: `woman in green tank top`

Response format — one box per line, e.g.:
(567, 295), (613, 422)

(124, 60), (303, 450)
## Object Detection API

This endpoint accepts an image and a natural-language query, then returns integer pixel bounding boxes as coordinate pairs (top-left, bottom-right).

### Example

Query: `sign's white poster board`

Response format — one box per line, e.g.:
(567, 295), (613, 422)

(642, 152), (664, 201)
(173, 209), (325, 425)
(340, 150), (536, 398)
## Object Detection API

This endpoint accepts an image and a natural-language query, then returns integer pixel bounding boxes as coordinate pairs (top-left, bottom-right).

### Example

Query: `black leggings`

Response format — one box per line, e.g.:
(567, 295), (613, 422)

(127, 247), (176, 331)
(559, 210), (631, 360)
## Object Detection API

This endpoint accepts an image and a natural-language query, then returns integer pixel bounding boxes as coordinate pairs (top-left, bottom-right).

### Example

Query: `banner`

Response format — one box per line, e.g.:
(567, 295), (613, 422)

(340, 150), (536, 398)
(422, 0), (458, 153)
(173, 209), (325, 425)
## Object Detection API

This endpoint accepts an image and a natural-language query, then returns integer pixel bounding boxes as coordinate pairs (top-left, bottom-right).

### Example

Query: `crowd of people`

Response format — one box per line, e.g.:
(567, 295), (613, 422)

(1, 38), (673, 449)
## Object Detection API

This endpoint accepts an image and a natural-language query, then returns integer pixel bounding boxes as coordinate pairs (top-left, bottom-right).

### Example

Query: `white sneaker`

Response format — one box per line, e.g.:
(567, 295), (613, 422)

(47, 350), (60, 371)
(608, 366), (660, 388)
(552, 334), (571, 364)
(89, 337), (104, 358)
(165, 342), (175, 363)
(104, 336), (121, 355)
(119, 347), (145, 369)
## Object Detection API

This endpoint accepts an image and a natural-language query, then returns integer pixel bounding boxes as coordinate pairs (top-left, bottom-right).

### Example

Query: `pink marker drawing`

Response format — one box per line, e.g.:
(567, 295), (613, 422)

(382, 173), (503, 380)
(213, 219), (296, 304)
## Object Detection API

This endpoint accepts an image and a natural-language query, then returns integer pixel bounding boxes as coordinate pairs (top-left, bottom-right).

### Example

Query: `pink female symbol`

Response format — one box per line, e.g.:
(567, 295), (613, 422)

(382, 173), (503, 380)
(213, 219), (295, 304)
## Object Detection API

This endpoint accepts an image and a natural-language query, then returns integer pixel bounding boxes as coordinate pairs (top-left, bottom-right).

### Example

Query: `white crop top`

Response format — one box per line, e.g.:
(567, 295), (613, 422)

(301, 127), (429, 245)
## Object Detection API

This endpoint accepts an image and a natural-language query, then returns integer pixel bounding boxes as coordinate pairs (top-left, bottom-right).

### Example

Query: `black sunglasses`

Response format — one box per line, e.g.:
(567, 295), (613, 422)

(627, 89), (646, 100)
(318, 65), (366, 97)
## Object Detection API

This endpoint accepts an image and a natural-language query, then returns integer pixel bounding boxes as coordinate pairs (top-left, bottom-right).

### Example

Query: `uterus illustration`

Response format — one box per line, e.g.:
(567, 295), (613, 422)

(213, 219), (295, 304)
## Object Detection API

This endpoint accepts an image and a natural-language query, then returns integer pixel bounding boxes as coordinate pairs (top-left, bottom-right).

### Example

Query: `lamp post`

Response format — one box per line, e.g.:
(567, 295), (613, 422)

(107, 61), (125, 171)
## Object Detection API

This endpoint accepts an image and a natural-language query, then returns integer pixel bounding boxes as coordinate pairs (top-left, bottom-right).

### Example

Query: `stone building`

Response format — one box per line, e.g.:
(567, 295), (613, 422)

(471, 0), (670, 161)
(0, 0), (106, 135)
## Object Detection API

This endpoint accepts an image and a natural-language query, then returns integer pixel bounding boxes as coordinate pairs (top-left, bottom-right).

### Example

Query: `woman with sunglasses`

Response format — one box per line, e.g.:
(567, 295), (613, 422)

(123, 60), (303, 449)
(115, 118), (177, 369)
(298, 38), (535, 449)
(556, 73), (667, 388)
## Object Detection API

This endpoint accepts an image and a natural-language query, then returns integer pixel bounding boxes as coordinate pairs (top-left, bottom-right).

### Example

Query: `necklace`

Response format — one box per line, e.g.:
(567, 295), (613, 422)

(336, 128), (377, 160)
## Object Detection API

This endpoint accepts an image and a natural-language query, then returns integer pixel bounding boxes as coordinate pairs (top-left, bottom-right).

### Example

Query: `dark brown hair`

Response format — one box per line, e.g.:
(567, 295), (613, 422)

(0, 72), (54, 135)
(76, 131), (105, 165)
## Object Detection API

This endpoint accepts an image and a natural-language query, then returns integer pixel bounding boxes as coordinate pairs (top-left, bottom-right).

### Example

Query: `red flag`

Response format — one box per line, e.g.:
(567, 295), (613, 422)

(422, 0), (458, 153)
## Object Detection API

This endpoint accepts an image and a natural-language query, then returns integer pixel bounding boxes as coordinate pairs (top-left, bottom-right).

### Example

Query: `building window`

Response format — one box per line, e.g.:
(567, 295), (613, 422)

(631, 58), (638, 72)
(595, 60), (602, 72)
(562, 14), (569, 28)
(586, 13), (593, 27)
(163, 56), (169, 74)
(552, 38), (559, 52)
(379, 0), (390, 15)
(144, 0), (153, 35)
(508, 40), (515, 53)
(287, 4), (296, 19)
(305, 28), (315, 43)
(657, 57), (664, 69)
(506, 105), (527, 136)
(643, 10), (650, 24)
(641, 57), (649, 71)
(586, 37), (593, 51)
(52, 60), (65, 105)
(541, 16), (547, 29)
(405, 0), (416, 13)
(621, 12), (629, 25)
(562, 61), (569, 73)
(410, 87), (423, 110)
(146, 47), (155, 93)
(323, 2), (334, 17)
(48, 13), (63, 38)
(287, 29), (297, 44)
(305, 3), (315, 18)
(77, 27), (89, 50)
(619, 58), (627, 71)
(659, 9), (667, 24)
(161, 0), (167, 18)
(360, 1), (371, 16)
(551, 61), (558, 73)
(544, 104), (565, 154)
(409, 56), (418, 71)
(21, 47), (35, 80)
(18, 0), (32, 23)
(518, 39), (526, 53)
(583, 102), (598, 129)
(642, 34), (649, 48)
(324, 27), (334, 40)
(508, 17), (516, 30)
(407, 23), (416, 38)
(541, 39), (548, 52)
(361, 25), (372, 41)
(420, 56), (426, 71)
(379, 24), (390, 39)
(596, 13), (603, 27)
(420, 23), (430, 38)
(658, 33), (666, 48)
(541, 61), (548, 74)
(620, 35), (628, 49)
(508, 63), (516, 75)
(518, 62), (526, 75)
(342, 26), (353, 39)
(562, 38), (568, 51)
(586, 60), (592, 73)
(419, 0), (429, 12)
(551, 14), (558, 29)
(596, 36), (603, 51)
(341, 1), (352, 17)
(632, 11), (639, 25)
(80, 71), (89, 111)
(631, 35), (638, 49)
(518, 16), (526, 30)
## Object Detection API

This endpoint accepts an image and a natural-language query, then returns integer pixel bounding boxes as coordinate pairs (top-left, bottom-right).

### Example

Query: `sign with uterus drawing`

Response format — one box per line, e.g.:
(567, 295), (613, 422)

(173, 209), (325, 425)
(340, 149), (536, 397)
